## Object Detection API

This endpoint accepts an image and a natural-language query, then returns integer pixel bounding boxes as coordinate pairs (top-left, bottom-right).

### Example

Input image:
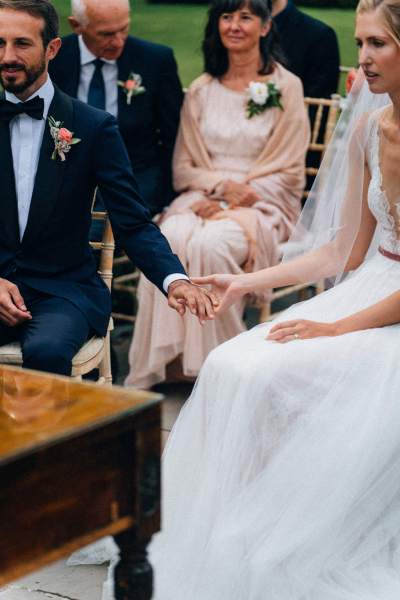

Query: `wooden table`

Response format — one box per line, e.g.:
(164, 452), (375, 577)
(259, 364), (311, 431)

(0, 365), (162, 600)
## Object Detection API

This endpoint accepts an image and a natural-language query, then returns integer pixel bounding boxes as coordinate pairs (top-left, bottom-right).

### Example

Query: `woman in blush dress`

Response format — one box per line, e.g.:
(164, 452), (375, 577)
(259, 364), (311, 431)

(126, 0), (309, 389)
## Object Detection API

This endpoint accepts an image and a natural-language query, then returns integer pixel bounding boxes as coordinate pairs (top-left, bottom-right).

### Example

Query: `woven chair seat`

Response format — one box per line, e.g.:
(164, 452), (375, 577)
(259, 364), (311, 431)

(0, 337), (106, 375)
(0, 211), (115, 384)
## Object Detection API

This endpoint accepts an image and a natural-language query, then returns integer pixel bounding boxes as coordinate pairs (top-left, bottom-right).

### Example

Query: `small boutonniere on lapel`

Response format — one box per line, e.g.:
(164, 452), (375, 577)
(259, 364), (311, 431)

(245, 81), (283, 119)
(118, 72), (146, 105)
(48, 116), (81, 162)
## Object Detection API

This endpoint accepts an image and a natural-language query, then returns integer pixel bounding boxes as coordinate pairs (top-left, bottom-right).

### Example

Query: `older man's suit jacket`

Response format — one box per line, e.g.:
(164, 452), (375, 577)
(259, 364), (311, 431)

(49, 35), (184, 213)
(0, 87), (185, 336)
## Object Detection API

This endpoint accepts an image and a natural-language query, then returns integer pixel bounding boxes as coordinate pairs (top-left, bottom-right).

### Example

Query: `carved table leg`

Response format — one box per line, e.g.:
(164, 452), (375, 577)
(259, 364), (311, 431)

(114, 528), (153, 600)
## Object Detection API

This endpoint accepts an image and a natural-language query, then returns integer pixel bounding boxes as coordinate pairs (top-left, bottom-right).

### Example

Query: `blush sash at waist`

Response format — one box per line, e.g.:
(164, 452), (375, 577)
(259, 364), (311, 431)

(378, 246), (400, 262)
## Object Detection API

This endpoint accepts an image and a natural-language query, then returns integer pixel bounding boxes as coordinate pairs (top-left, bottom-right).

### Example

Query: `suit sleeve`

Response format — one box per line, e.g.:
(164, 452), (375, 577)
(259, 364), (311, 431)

(155, 48), (184, 204)
(302, 27), (340, 98)
(93, 114), (186, 293)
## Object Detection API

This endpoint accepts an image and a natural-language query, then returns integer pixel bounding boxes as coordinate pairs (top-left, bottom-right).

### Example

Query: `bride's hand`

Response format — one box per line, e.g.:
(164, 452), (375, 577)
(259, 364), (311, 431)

(267, 319), (338, 343)
(191, 274), (246, 314)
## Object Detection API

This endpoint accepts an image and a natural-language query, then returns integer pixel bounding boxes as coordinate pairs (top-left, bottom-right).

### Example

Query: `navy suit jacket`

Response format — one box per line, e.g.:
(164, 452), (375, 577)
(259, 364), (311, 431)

(49, 35), (184, 213)
(274, 2), (340, 99)
(0, 86), (186, 336)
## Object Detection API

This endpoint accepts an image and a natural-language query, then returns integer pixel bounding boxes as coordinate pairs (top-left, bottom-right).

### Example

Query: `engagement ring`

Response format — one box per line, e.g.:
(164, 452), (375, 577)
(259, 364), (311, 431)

(293, 333), (300, 339)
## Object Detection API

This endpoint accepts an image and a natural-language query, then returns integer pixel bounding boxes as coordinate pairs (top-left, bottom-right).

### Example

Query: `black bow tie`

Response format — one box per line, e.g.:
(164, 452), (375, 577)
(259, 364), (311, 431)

(0, 96), (45, 122)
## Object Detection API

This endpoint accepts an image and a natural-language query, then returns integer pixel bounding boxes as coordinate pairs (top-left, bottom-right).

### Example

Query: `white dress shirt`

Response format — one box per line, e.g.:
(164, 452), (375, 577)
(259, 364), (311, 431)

(6, 76), (54, 240)
(77, 36), (118, 117)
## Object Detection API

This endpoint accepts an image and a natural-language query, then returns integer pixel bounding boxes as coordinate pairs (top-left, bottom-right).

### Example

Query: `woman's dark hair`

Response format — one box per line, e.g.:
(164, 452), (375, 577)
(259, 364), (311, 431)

(0, 0), (59, 47)
(203, 0), (286, 77)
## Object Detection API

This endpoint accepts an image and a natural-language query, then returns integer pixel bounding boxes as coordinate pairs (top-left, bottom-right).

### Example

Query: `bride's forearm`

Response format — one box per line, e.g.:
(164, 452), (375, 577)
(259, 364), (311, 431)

(237, 263), (309, 295)
(237, 244), (339, 295)
(334, 291), (400, 335)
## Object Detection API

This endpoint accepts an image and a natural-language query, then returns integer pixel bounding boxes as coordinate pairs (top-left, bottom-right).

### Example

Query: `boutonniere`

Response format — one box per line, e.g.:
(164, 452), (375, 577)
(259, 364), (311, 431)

(118, 72), (146, 105)
(245, 81), (283, 119)
(48, 116), (81, 161)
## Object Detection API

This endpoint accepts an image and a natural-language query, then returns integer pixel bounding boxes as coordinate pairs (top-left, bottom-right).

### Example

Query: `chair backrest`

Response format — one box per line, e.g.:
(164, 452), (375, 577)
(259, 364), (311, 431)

(90, 211), (115, 291)
(303, 94), (342, 198)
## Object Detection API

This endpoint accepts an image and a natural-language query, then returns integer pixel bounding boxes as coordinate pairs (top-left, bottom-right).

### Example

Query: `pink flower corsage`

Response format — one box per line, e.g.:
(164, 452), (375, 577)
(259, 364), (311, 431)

(118, 72), (146, 105)
(48, 116), (81, 161)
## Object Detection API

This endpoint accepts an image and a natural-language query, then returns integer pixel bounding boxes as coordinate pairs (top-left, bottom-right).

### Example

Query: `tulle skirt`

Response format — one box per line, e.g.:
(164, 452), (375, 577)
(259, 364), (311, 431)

(150, 251), (400, 600)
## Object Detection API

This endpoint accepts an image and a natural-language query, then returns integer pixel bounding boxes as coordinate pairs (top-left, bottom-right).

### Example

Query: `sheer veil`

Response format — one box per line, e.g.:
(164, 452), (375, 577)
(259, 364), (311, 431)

(282, 69), (391, 284)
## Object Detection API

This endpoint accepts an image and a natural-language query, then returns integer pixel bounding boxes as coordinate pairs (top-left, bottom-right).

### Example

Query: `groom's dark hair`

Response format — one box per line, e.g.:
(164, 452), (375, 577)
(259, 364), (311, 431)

(0, 0), (59, 47)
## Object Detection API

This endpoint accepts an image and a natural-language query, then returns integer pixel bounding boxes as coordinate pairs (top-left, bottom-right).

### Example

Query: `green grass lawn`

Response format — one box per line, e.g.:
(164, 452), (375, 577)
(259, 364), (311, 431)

(52, 0), (358, 89)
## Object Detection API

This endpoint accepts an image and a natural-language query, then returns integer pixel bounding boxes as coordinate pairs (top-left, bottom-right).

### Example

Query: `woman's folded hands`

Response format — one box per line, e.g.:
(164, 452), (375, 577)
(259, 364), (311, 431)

(213, 179), (261, 207)
(191, 180), (262, 218)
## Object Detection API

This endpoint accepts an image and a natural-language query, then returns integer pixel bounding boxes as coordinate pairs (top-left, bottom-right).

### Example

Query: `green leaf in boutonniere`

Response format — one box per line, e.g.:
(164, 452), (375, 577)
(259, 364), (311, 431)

(117, 72), (146, 105)
(245, 81), (283, 119)
(48, 116), (81, 161)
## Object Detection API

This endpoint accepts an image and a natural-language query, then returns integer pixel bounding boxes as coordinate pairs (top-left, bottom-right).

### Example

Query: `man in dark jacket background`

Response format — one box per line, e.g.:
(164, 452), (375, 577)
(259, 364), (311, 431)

(272, 0), (340, 99)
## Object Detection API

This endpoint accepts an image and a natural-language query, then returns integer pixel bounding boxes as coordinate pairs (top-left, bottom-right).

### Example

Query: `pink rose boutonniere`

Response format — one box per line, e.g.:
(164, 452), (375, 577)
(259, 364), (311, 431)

(48, 116), (81, 161)
(118, 72), (146, 105)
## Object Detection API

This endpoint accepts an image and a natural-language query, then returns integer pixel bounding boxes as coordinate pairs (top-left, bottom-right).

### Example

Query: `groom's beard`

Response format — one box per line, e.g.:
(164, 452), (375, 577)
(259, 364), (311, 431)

(0, 56), (46, 95)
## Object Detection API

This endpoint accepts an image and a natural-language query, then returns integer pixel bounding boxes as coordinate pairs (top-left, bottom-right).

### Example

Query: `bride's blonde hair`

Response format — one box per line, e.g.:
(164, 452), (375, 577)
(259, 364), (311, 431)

(357, 0), (400, 42)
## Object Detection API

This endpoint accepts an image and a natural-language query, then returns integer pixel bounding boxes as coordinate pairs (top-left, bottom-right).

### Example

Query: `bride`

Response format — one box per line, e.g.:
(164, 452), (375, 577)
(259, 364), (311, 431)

(72, 0), (400, 598)
(148, 0), (400, 598)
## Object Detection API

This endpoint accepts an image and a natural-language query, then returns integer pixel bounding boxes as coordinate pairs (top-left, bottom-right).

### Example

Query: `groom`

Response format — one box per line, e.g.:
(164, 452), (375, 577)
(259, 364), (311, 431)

(0, 0), (215, 376)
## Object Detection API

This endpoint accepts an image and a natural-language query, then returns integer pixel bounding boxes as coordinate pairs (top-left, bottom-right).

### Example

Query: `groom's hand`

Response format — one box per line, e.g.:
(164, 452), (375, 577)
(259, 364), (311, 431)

(168, 280), (219, 325)
(0, 278), (32, 327)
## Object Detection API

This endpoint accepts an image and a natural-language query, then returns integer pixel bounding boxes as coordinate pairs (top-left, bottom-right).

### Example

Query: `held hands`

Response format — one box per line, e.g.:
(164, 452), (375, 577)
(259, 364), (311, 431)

(168, 280), (219, 325)
(190, 275), (342, 341)
(191, 274), (246, 314)
(267, 319), (338, 343)
(0, 278), (32, 327)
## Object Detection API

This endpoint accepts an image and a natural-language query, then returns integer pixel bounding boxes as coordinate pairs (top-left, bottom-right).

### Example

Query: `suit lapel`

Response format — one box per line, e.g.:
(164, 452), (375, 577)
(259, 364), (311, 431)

(22, 87), (74, 248)
(117, 47), (134, 116)
(0, 109), (20, 248)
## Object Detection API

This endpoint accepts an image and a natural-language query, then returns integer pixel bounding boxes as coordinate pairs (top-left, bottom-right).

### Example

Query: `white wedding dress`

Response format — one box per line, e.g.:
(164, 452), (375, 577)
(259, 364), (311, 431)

(71, 112), (400, 599)
(147, 115), (400, 600)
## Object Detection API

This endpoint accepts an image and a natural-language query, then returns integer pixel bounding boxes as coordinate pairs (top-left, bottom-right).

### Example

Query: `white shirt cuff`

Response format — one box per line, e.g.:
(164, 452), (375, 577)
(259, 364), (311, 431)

(163, 273), (190, 294)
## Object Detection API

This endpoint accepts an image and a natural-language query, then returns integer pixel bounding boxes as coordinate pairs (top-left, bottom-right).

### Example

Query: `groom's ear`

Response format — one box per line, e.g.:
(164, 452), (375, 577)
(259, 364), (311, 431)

(46, 37), (62, 62)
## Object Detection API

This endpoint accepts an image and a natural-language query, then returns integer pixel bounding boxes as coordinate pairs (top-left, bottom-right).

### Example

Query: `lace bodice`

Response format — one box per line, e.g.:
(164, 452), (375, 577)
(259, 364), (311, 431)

(367, 116), (400, 254)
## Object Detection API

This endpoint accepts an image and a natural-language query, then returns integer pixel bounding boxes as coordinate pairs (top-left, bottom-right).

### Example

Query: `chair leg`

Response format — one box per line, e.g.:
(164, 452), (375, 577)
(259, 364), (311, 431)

(299, 287), (310, 302)
(316, 279), (325, 295)
(99, 331), (113, 385)
(259, 301), (272, 323)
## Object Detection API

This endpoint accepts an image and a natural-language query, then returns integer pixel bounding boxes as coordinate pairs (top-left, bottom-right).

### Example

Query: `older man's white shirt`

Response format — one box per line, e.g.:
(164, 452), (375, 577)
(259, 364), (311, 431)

(77, 36), (119, 117)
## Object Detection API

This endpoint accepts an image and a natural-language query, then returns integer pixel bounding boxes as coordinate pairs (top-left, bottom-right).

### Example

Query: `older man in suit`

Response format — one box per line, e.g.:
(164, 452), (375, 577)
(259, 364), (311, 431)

(272, 0), (340, 99)
(0, 0), (215, 377)
(49, 0), (183, 216)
